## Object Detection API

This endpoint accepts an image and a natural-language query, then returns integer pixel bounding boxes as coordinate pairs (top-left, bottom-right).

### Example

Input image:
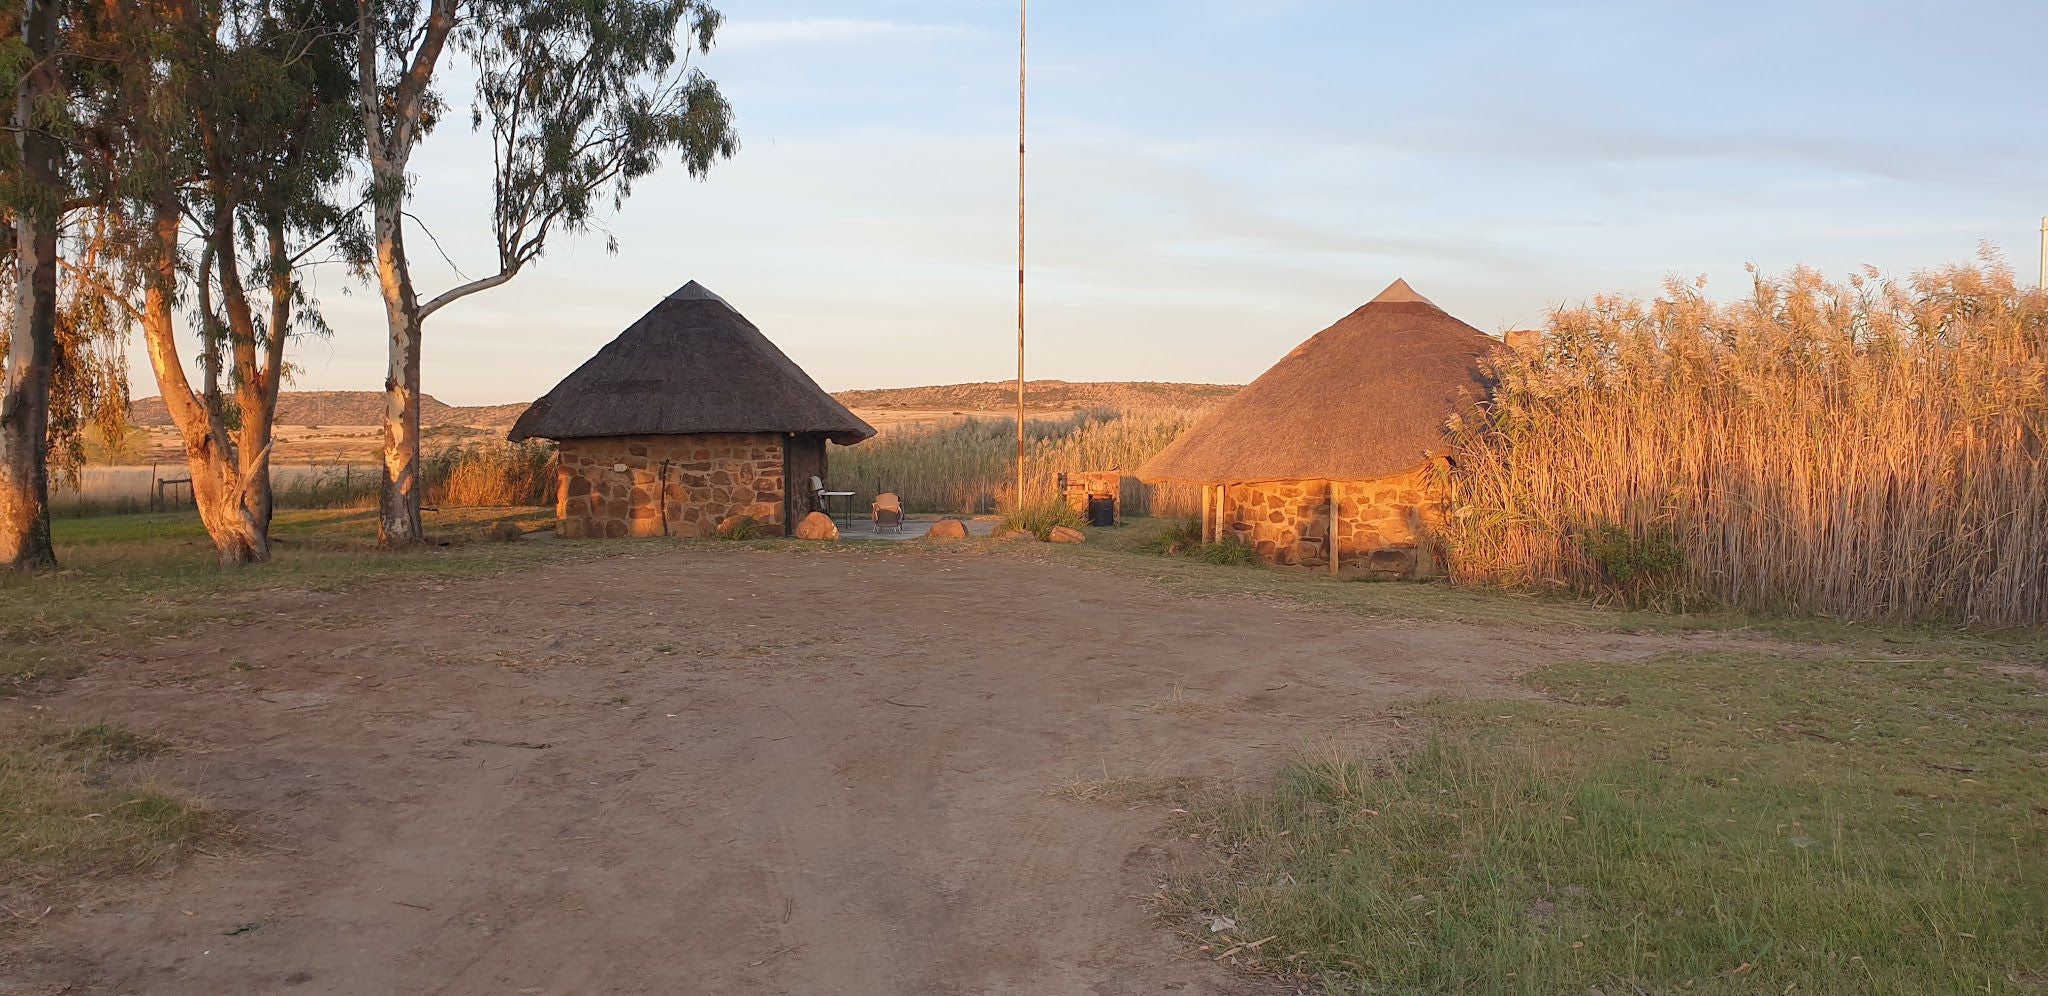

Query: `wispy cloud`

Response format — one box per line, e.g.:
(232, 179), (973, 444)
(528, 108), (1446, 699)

(717, 18), (972, 50)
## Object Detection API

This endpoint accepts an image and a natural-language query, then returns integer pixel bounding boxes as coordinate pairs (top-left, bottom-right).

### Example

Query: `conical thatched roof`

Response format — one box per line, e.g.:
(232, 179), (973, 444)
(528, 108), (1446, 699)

(1137, 280), (1497, 484)
(509, 282), (875, 445)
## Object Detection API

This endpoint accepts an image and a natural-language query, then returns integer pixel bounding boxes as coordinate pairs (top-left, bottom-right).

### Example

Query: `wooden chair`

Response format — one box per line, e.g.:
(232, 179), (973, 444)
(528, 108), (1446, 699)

(871, 492), (904, 532)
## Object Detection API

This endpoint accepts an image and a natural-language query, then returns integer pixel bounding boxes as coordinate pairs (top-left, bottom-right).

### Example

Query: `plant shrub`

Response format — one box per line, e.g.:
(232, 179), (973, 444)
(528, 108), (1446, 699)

(1002, 498), (1087, 540)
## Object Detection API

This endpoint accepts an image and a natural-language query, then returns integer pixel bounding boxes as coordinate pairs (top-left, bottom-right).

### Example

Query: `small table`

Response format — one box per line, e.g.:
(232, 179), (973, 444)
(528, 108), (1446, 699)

(820, 491), (857, 526)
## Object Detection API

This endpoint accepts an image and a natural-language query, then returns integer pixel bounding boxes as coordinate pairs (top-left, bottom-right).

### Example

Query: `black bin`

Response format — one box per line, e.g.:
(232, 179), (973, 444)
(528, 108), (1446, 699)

(1086, 495), (1116, 527)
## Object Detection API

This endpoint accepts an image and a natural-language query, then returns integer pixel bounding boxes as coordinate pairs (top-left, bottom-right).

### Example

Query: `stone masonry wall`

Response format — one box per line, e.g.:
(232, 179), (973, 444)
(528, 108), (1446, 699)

(1221, 467), (1446, 579)
(556, 433), (785, 539)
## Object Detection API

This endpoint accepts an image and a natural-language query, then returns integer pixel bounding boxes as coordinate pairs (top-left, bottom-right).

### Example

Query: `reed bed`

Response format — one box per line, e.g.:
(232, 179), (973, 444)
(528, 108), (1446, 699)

(829, 408), (1204, 516)
(425, 442), (555, 508)
(1439, 261), (2048, 626)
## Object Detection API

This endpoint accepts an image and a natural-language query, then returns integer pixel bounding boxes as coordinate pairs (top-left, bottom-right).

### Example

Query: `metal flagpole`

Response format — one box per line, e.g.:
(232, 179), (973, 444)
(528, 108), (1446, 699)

(1015, 0), (1027, 513)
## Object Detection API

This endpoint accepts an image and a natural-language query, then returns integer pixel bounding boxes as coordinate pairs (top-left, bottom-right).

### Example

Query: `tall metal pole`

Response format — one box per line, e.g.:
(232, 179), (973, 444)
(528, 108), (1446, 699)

(2039, 216), (2047, 288)
(1014, 0), (1027, 512)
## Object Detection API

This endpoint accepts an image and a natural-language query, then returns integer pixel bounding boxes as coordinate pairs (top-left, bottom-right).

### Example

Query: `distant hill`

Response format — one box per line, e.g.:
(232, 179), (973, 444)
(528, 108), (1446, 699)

(833, 380), (1239, 413)
(128, 391), (523, 431)
(129, 381), (1241, 432)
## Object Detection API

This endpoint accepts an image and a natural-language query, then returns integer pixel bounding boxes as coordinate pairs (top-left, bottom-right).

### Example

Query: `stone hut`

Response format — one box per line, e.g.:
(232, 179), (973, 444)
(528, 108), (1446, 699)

(508, 282), (875, 539)
(1136, 279), (1497, 578)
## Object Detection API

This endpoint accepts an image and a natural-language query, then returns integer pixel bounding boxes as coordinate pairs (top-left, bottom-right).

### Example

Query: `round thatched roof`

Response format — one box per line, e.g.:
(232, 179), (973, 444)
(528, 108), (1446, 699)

(508, 282), (876, 445)
(1137, 280), (1497, 484)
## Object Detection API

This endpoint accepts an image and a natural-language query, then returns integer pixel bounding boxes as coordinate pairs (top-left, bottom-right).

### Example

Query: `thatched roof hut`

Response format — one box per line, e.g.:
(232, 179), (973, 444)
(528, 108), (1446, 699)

(509, 281), (873, 445)
(1138, 280), (1498, 578)
(512, 282), (873, 539)
(1138, 279), (1494, 484)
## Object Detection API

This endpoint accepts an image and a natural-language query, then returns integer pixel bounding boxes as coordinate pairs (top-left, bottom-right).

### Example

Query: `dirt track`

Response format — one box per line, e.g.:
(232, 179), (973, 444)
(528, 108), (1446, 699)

(13, 546), (1730, 994)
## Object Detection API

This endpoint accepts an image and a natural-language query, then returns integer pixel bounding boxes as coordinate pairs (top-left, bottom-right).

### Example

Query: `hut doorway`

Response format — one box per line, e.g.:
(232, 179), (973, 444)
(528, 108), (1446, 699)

(784, 432), (829, 524)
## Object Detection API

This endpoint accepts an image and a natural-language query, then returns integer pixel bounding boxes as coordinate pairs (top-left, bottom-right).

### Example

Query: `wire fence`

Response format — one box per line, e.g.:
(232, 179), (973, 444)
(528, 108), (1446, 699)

(51, 462), (384, 517)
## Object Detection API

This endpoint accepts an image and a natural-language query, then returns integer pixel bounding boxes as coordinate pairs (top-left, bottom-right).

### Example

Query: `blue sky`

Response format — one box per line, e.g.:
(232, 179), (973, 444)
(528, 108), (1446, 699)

(189, 0), (2048, 405)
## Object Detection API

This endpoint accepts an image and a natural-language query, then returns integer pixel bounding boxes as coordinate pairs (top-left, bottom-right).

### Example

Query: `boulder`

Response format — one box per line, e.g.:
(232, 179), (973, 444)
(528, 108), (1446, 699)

(1047, 525), (1087, 544)
(484, 521), (524, 543)
(792, 511), (840, 541)
(715, 514), (758, 538)
(925, 518), (970, 540)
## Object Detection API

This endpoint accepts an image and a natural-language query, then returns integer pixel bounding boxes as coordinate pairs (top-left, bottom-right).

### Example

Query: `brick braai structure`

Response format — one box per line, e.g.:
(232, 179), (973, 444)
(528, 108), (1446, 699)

(1139, 280), (1498, 579)
(510, 283), (873, 538)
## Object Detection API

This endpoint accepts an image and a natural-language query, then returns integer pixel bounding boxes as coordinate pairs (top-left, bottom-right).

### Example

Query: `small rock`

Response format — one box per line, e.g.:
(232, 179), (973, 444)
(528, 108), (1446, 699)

(925, 518), (969, 540)
(792, 511), (839, 541)
(484, 522), (524, 543)
(715, 514), (757, 537)
(1048, 525), (1087, 544)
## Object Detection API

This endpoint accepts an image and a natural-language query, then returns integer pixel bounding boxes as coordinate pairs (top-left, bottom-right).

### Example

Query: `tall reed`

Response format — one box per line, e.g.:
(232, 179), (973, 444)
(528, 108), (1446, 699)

(829, 408), (1204, 516)
(1439, 260), (2048, 626)
(426, 441), (557, 508)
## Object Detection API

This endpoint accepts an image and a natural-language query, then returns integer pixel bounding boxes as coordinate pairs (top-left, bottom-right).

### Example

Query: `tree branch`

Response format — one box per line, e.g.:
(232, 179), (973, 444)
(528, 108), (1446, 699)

(416, 266), (517, 323)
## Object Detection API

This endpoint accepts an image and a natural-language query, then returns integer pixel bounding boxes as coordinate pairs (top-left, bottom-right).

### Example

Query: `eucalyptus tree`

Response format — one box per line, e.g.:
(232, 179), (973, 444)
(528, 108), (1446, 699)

(353, 0), (736, 546)
(0, 1), (65, 569)
(61, 0), (361, 564)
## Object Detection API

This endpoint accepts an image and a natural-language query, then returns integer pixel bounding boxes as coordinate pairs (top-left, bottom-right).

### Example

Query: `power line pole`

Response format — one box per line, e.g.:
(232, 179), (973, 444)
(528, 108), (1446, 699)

(2039, 215), (2046, 288)
(1014, 0), (1027, 513)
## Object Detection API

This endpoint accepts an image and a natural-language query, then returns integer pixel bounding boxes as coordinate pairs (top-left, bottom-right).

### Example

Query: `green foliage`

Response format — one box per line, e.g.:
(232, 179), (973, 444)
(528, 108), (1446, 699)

(1002, 498), (1087, 540)
(1140, 518), (1258, 566)
(458, 0), (737, 265)
(1167, 653), (2048, 993)
(716, 517), (764, 540)
(1142, 518), (1205, 555)
(1192, 539), (1257, 567)
(1580, 522), (1685, 605)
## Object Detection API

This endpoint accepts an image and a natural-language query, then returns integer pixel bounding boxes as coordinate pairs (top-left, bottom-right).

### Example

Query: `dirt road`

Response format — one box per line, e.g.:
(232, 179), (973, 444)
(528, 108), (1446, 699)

(13, 547), (1717, 994)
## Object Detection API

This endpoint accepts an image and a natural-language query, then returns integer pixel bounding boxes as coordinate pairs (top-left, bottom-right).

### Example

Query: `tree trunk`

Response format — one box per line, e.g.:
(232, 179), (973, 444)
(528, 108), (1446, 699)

(372, 174), (426, 546)
(0, 0), (61, 571)
(245, 219), (291, 534)
(139, 206), (266, 566)
(355, 0), (454, 549)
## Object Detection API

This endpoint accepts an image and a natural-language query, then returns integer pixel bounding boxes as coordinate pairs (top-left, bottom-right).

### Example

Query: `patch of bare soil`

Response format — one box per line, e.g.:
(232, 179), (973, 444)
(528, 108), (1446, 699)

(6, 548), (1741, 994)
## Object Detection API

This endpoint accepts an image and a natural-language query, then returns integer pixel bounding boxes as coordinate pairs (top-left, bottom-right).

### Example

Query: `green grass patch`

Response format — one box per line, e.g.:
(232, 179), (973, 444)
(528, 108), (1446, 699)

(1, 719), (207, 892)
(1164, 653), (2048, 993)
(1002, 497), (1088, 540)
(1, 506), (598, 694)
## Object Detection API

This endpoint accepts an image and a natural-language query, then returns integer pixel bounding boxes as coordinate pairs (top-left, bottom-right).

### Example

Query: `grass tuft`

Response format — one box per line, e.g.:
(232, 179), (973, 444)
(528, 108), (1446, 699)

(1002, 498), (1088, 541)
(1, 719), (211, 897)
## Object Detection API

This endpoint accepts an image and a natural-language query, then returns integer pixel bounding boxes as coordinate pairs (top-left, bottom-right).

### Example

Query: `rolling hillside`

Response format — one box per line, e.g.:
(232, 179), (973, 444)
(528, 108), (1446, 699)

(128, 380), (1242, 435)
(835, 379), (1238, 413)
(127, 392), (525, 432)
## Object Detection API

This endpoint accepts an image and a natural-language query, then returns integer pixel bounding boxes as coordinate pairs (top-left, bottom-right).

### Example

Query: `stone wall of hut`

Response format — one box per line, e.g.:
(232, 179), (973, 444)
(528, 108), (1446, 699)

(1219, 468), (1446, 578)
(555, 433), (786, 539)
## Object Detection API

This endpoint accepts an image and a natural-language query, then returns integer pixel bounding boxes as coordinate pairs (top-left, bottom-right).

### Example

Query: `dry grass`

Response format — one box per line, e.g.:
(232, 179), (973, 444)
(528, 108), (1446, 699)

(1439, 260), (2048, 626)
(829, 408), (1205, 515)
(429, 441), (555, 508)
(1, 719), (213, 939)
(54, 442), (557, 517)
